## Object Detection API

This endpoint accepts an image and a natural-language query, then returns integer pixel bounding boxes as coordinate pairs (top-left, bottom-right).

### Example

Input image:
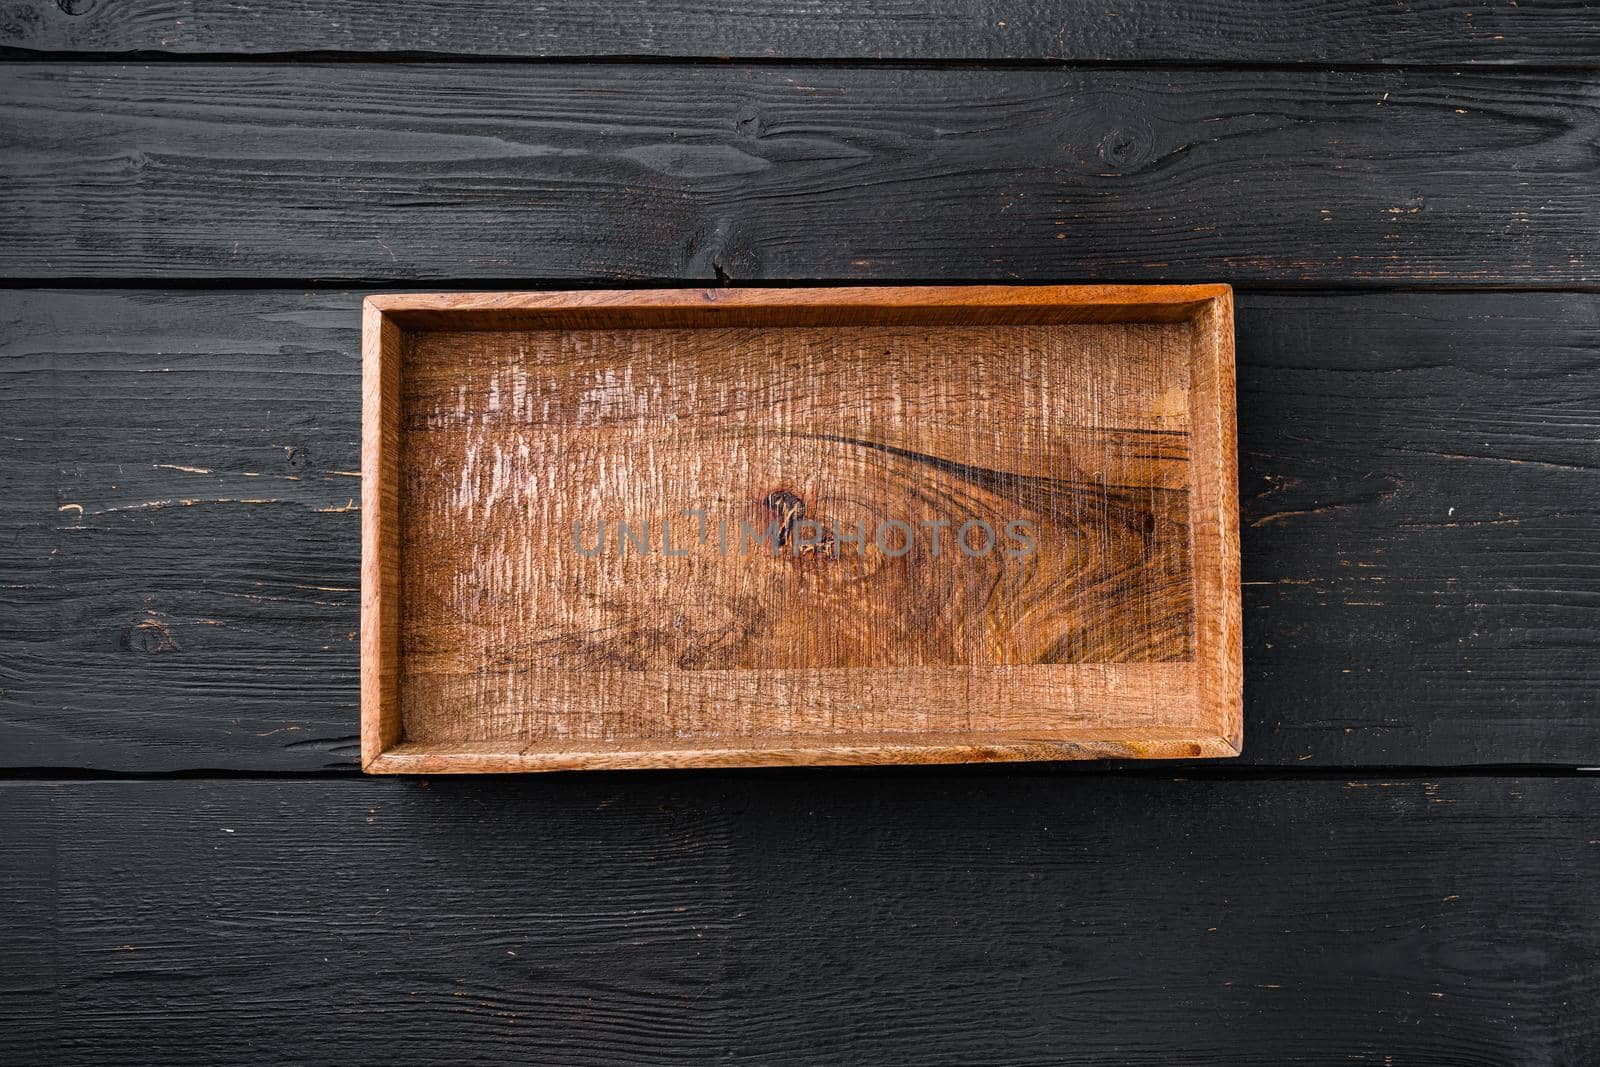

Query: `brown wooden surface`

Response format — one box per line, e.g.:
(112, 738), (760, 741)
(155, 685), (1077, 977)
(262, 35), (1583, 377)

(363, 285), (1239, 771)
(359, 302), (402, 767)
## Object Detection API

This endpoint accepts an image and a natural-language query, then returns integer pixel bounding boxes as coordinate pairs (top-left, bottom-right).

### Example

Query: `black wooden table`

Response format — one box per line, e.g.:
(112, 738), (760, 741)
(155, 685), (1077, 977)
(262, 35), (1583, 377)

(3, 4), (1598, 1063)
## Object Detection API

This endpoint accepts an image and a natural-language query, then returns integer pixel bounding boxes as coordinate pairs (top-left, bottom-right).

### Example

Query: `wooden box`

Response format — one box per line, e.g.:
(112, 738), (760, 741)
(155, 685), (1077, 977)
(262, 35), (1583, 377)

(361, 285), (1240, 772)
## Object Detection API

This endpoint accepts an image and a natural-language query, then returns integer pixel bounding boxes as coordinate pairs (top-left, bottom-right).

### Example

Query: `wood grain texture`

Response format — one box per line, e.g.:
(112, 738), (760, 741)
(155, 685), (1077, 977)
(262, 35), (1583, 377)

(369, 286), (1237, 770)
(2, 776), (1597, 1064)
(359, 300), (401, 766)
(1241, 291), (1600, 765)
(401, 332), (1193, 673)
(2, 63), (1597, 283)
(2, 17), (1592, 1061)
(4, 0), (1597, 64)
(3, 289), (1597, 770)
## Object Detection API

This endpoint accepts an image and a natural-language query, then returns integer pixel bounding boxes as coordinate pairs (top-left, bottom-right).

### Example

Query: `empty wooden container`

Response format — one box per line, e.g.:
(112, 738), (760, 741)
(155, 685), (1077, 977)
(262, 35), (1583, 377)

(361, 285), (1240, 772)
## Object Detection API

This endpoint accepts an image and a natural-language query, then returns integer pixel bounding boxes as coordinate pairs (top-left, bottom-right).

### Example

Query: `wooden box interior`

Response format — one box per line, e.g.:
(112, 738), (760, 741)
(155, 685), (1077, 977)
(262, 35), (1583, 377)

(361, 285), (1239, 772)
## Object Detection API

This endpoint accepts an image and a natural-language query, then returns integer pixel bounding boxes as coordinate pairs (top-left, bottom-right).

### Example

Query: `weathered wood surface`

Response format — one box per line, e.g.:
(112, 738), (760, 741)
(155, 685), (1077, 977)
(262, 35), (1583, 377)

(2, 63), (1596, 283)
(3, 776), (1596, 1064)
(401, 320), (1196, 675)
(4, 0), (1597, 65)
(2, 288), (1596, 770)
(385, 298), (1223, 769)
(3, 9), (1597, 1060)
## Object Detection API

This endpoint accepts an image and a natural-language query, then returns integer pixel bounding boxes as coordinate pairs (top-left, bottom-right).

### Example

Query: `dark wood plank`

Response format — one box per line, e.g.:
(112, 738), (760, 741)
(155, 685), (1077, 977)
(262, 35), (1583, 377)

(0, 290), (364, 770)
(1241, 292), (1600, 765)
(2, 63), (1596, 284)
(3, 289), (1597, 770)
(3, 0), (1598, 65)
(2, 776), (1596, 1064)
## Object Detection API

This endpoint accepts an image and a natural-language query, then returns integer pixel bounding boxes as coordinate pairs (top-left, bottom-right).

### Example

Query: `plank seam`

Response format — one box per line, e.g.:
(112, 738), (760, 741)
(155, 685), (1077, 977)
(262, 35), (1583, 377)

(3, 279), (1599, 295)
(0, 766), (1595, 783)
(3, 49), (1599, 73)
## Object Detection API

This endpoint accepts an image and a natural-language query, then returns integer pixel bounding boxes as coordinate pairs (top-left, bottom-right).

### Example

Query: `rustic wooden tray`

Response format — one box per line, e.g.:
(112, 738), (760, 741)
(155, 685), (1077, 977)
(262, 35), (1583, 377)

(361, 285), (1239, 772)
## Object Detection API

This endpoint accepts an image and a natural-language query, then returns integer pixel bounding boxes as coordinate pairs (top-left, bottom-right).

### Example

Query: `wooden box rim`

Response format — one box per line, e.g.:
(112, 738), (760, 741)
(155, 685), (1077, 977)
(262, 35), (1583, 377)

(361, 284), (1240, 773)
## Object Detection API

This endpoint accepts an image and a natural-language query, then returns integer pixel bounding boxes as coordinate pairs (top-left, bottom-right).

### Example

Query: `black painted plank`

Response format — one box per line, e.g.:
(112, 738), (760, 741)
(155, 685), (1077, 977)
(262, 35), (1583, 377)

(3, 289), (1598, 771)
(1240, 292), (1600, 766)
(0, 291), (363, 769)
(2, 776), (1596, 1064)
(4, 0), (1599, 65)
(2, 63), (1596, 284)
